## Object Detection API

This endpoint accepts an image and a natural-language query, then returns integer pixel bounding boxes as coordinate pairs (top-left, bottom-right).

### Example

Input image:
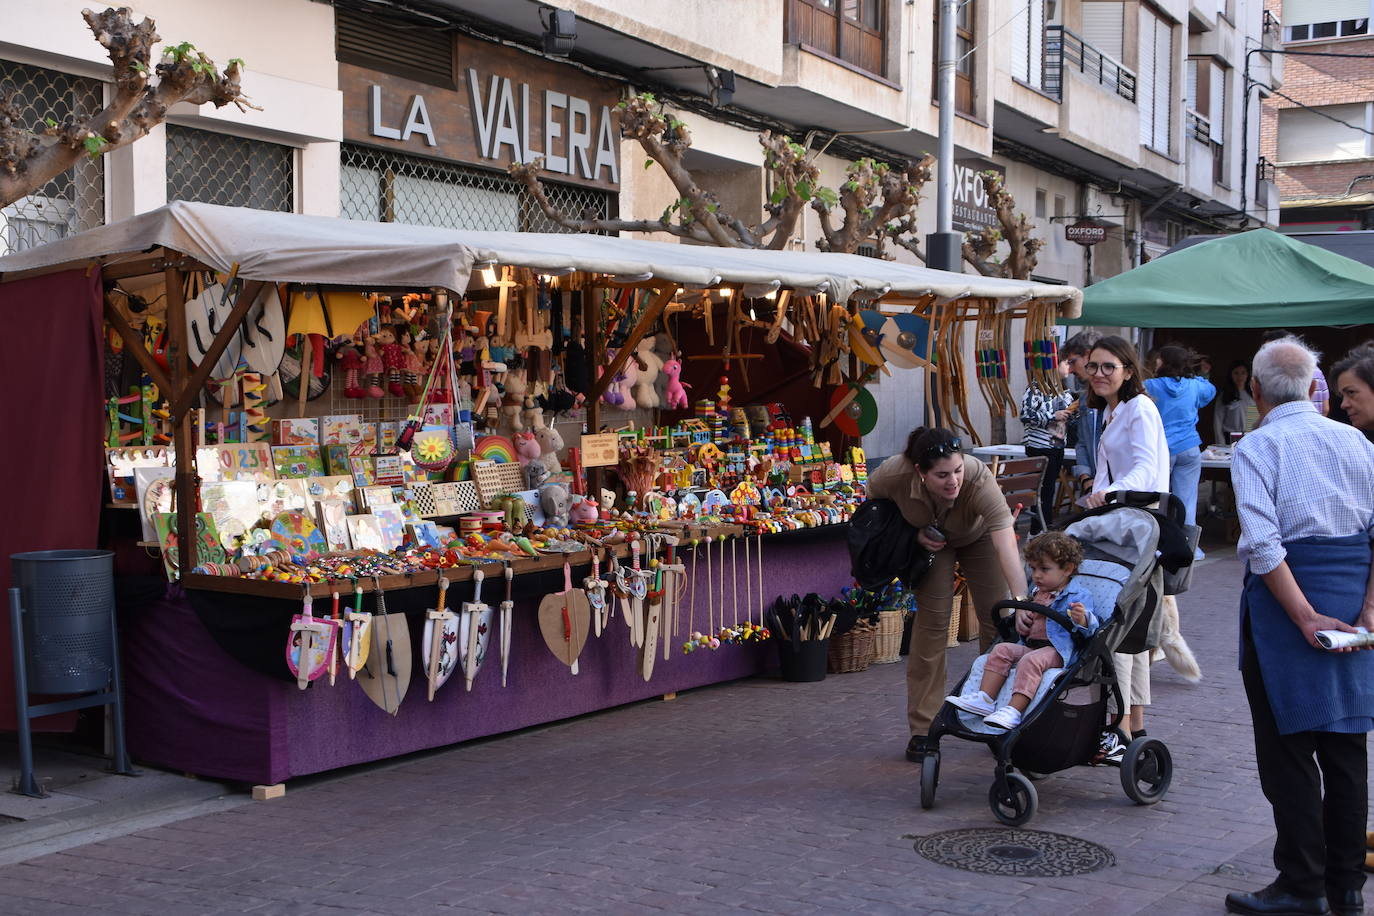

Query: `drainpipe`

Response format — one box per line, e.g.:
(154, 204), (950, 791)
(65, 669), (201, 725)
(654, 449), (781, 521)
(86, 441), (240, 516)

(927, 0), (962, 271)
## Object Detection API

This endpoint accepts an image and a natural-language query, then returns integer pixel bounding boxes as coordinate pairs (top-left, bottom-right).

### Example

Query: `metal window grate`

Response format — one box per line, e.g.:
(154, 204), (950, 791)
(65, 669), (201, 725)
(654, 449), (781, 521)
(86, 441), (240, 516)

(166, 124), (294, 212)
(0, 60), (105, 256)
(339, 143), (612, 234)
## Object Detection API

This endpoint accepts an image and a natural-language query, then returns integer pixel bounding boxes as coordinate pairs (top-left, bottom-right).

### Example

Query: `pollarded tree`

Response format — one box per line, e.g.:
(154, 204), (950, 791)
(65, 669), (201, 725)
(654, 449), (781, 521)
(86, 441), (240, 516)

(510, 93), (935, 254)
(0, 6), (255, 210)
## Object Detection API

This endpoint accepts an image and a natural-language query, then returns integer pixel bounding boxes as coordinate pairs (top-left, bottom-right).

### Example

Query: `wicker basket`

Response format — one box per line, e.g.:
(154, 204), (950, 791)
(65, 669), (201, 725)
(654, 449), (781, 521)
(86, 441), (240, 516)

(947, 593), (964, 648)
(827, 621), (877, 673)
(872, 611), (903, 664)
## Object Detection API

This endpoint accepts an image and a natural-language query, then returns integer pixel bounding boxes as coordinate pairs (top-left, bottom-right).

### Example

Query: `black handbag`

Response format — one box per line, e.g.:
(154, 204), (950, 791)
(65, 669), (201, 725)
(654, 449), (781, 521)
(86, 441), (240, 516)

(848, 498), (933, 592)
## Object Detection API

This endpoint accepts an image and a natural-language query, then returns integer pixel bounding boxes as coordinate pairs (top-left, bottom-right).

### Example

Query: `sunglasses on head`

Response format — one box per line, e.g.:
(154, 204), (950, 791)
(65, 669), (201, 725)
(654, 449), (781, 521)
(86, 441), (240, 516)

(922, 438), (963, 462)
(1084, 361), (1122, 375)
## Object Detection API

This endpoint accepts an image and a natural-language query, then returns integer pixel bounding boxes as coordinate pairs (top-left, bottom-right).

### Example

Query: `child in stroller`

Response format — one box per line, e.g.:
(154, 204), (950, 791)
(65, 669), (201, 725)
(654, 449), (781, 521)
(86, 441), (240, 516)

(920, 494), (1179, 825)
(945, 532), (1100, 731)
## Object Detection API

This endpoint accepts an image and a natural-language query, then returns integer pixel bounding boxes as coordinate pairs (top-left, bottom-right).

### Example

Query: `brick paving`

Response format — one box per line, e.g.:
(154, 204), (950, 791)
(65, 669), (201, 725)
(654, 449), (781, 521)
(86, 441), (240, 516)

(1, 552), (1368, 915)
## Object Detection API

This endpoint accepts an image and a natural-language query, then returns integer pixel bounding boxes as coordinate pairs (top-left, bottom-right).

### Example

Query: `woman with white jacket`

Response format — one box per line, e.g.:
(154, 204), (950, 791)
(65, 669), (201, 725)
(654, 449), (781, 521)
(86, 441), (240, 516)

(1081, 335), (1178, 762)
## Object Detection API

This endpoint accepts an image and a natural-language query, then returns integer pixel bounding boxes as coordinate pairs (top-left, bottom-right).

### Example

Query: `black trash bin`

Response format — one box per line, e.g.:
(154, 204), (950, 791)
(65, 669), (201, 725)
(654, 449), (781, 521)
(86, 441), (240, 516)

(9, 549), (133, 796)
(11, 550), (116, 693)
(777, 638), (829, 682)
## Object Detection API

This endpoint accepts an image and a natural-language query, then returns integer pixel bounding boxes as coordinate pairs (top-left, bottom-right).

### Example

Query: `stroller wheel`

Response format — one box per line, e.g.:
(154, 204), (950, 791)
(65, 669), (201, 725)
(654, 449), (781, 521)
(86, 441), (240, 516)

(988, 772), (1038, 826)
(920, 752), (940, 809)
(1120, 737), (1173, 804)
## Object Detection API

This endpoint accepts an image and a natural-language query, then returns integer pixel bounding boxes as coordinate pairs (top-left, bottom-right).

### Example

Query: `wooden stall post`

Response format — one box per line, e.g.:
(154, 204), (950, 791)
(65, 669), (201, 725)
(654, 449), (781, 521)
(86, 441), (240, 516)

(584, 281), (604, 497)
(164, 260), (198, 579)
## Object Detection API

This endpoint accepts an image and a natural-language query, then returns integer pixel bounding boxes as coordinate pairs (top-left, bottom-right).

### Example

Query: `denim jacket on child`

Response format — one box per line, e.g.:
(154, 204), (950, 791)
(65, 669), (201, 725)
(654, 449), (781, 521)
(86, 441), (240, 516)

(1027, 582), (1101, 667)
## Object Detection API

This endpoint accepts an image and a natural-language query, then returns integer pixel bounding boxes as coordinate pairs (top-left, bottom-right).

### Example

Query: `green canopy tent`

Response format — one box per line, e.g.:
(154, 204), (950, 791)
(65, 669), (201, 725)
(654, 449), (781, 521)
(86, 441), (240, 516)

(1066, 228), (1374, 328)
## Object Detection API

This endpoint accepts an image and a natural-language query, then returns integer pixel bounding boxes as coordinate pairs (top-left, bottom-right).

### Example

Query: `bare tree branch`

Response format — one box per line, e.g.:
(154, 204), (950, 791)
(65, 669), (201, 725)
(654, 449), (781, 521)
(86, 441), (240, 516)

(0, 7), (256, 209)
(959, 171), (1045, 279)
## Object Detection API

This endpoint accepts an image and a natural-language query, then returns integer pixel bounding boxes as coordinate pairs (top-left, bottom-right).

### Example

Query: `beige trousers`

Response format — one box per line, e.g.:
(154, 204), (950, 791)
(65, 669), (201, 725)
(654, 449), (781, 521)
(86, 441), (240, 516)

(907, 532), (1009, 735)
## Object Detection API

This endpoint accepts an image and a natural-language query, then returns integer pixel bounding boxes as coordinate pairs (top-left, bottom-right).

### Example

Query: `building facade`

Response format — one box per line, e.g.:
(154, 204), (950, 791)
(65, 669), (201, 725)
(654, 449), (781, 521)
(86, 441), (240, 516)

(1, 0), (1280, 446)
(1262, 0), (1374, 231)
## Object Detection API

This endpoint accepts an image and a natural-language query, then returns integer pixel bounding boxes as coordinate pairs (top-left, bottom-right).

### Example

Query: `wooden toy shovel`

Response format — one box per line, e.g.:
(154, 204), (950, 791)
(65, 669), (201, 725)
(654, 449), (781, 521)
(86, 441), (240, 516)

(538, 560), (590, 673)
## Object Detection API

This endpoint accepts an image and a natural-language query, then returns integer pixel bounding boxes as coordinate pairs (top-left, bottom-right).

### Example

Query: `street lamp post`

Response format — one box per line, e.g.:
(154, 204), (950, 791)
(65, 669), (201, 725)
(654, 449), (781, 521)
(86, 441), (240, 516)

(927, 0), (963, 272)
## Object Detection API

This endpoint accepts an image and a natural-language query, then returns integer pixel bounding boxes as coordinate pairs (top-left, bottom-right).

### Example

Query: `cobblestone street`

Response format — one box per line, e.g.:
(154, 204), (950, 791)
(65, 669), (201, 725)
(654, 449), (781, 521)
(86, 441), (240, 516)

(1, 552), (1366, 915)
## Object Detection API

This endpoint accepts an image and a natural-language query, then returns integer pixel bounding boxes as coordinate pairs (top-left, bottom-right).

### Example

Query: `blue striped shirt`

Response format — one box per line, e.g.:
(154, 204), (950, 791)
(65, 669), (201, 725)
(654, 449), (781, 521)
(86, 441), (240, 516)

(1232, 400), (1374, 575)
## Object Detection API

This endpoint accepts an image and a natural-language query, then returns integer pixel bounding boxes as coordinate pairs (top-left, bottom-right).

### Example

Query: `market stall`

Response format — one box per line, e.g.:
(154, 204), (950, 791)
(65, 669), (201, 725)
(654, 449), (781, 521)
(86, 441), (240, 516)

(0, 201), (1081, 784)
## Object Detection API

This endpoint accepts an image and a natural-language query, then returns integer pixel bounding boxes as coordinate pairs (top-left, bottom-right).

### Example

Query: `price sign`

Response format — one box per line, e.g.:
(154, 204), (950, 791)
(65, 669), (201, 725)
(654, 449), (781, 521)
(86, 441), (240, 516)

(580, 433), (620, 467)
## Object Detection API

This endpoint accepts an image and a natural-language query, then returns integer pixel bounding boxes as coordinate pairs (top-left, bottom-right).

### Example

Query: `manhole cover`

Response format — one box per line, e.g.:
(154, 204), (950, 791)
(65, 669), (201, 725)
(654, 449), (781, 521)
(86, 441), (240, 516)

(914, 828), (1115, 877)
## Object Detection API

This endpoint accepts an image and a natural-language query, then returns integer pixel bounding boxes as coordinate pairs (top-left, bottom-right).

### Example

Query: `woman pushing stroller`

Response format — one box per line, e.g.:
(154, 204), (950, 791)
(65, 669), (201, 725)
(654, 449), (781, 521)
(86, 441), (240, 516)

(947, 531), (1101, 730)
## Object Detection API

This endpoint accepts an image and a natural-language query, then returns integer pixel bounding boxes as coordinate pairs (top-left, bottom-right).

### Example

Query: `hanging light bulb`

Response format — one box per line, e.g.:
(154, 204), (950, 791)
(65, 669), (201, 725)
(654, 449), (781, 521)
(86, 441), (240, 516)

(480, 267), (498, 287)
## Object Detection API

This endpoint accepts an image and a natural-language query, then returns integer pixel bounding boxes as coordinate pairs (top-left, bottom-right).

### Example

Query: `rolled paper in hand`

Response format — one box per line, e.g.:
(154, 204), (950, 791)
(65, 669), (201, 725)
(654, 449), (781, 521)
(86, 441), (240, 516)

(1315, 628), (1374, 650)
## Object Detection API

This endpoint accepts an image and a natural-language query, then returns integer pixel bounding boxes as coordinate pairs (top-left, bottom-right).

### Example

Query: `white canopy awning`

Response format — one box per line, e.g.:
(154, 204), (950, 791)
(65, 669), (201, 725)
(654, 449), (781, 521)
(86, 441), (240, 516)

(0, 201), (1081, 316)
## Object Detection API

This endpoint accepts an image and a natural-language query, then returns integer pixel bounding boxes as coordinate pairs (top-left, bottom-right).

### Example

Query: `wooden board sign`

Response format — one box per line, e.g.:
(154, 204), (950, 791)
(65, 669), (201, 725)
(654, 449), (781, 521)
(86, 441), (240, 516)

(580, 433), (620, 468)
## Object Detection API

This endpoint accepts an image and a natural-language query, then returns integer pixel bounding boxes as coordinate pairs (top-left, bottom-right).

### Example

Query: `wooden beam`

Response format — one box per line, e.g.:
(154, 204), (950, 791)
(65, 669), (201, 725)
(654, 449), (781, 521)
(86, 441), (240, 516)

(586, 284), (678, 405)
(168, 279), (267, 421)
(165, 264), (198, 580)
(584, 285), (604, 499)
(102, 300), (174, 397)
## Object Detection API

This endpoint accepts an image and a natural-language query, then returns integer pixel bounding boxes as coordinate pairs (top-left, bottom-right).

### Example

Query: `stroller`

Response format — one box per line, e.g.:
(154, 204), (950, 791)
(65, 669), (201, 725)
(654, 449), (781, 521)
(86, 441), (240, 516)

(920, 491), (1193, 826)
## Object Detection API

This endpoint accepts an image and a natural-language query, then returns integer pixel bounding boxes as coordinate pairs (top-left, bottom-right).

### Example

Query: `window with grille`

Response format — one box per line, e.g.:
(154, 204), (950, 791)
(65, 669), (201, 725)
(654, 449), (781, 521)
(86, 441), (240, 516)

(166, 125), (295, 212)
(0, 60), (105, 255)
(339, 144), (613, 233)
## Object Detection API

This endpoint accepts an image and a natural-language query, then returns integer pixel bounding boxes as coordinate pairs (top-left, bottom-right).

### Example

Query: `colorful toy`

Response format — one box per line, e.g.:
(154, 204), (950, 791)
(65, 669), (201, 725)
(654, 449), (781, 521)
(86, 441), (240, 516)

(662, 356), (690, 410)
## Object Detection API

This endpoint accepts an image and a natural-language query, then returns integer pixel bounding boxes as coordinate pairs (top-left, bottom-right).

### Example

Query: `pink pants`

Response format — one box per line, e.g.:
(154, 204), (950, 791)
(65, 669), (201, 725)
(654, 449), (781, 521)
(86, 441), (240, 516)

(985, 643), (1064, 700)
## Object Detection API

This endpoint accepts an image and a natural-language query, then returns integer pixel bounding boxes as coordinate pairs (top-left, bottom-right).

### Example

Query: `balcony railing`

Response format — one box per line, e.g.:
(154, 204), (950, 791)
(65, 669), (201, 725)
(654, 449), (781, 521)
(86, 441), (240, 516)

(1043, 26), (1136, 103)
(1186, 109), (1211, 143)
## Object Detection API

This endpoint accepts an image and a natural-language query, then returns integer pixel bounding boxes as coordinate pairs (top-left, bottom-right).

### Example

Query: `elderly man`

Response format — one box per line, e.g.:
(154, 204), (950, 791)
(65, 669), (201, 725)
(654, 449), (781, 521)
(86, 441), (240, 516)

(1226, 337), (1374, 916)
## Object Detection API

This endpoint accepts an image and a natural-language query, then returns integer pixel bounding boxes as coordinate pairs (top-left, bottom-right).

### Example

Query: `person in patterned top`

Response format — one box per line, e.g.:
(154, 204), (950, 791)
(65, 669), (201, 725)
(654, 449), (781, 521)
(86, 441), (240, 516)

(1020, 369), (1076, 534)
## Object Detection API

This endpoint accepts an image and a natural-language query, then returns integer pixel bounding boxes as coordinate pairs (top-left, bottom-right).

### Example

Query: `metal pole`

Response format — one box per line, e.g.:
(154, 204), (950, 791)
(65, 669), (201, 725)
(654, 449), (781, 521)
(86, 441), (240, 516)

(10, 587), (41, 797)
(927, 0), (962, 271)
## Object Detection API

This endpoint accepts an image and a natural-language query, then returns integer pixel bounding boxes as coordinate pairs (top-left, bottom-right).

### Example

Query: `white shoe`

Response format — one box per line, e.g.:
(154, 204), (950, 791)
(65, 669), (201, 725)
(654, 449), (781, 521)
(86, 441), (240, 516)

(984, 706), (1024, 730)
(947, 691), (996, 716)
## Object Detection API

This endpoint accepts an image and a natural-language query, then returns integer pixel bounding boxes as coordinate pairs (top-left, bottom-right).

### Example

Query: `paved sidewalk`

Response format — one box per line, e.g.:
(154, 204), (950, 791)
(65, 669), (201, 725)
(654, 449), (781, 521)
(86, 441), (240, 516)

(0, 553), (1364, 915)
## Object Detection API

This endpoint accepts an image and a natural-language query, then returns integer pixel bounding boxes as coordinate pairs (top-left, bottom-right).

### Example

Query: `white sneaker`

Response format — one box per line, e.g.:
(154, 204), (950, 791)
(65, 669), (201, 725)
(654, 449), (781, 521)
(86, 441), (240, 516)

(984, 706), (1024, 730)
(947, 691), (996, 716)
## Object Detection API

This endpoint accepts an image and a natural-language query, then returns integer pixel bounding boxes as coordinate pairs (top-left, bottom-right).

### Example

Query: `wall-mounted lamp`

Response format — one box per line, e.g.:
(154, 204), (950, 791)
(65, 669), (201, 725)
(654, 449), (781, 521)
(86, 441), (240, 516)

(541, 8), (577, 56)
(706, 65), (736, 107)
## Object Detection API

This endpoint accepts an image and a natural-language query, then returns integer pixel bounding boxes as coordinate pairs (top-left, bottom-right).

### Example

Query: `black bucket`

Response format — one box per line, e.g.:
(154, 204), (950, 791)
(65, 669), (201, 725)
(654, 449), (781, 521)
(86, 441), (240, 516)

(10, 549), (116, 693)
(777, 638), (829, 682)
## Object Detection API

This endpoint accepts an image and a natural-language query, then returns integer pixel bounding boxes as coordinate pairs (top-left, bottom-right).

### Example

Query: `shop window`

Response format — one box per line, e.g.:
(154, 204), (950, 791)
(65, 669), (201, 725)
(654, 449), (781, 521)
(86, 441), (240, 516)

(786, 0), (887, 79)
(339, 144), (612, 233)
(166, 126), (295, 212)
(0, 59), (105, 256)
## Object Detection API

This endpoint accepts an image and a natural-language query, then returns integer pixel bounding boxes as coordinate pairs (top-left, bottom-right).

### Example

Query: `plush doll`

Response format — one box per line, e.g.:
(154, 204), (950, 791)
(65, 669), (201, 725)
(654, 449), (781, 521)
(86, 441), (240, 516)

(458, 326), (479, 383)
(513, 430), (541, 466)
(522, 402), (545, 434)
(539, 483), (571, 529)
(362, 334), (386, 399)
(632, 335), (663, 409)
(525, 459), (551, 490)
(662, 356), (690, 410)
(399, 328), (424, 400)
(500, 363), (529, 433)
(376, 326), (406, 398)
(569, 494), (599, 525)
(599, 348), (638, 410)
(534, 423), (564, 478)
(337, 338), (364, 399)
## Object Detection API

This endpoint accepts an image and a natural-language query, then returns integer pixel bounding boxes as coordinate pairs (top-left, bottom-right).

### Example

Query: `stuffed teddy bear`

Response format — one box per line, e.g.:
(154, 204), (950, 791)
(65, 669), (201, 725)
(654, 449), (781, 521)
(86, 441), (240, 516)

(632, 335), (663, 409)
(534, 423), (564, 478)
(539, 483), (571, 530)
(662, 356), (690, 410)
(525, 460), (551, 490)
(500, 363), (528, 433)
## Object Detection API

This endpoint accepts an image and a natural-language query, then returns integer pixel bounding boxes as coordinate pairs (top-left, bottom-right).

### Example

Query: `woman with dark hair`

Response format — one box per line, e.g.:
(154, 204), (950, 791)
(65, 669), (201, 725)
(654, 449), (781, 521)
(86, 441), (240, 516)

(1144, 345), (1216, 535)
(1333, 344), (1374, 441)
(1082, 335), (1174, 760)
(1214, 360), (1256, 445)
(866, 427), (1030, 763)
